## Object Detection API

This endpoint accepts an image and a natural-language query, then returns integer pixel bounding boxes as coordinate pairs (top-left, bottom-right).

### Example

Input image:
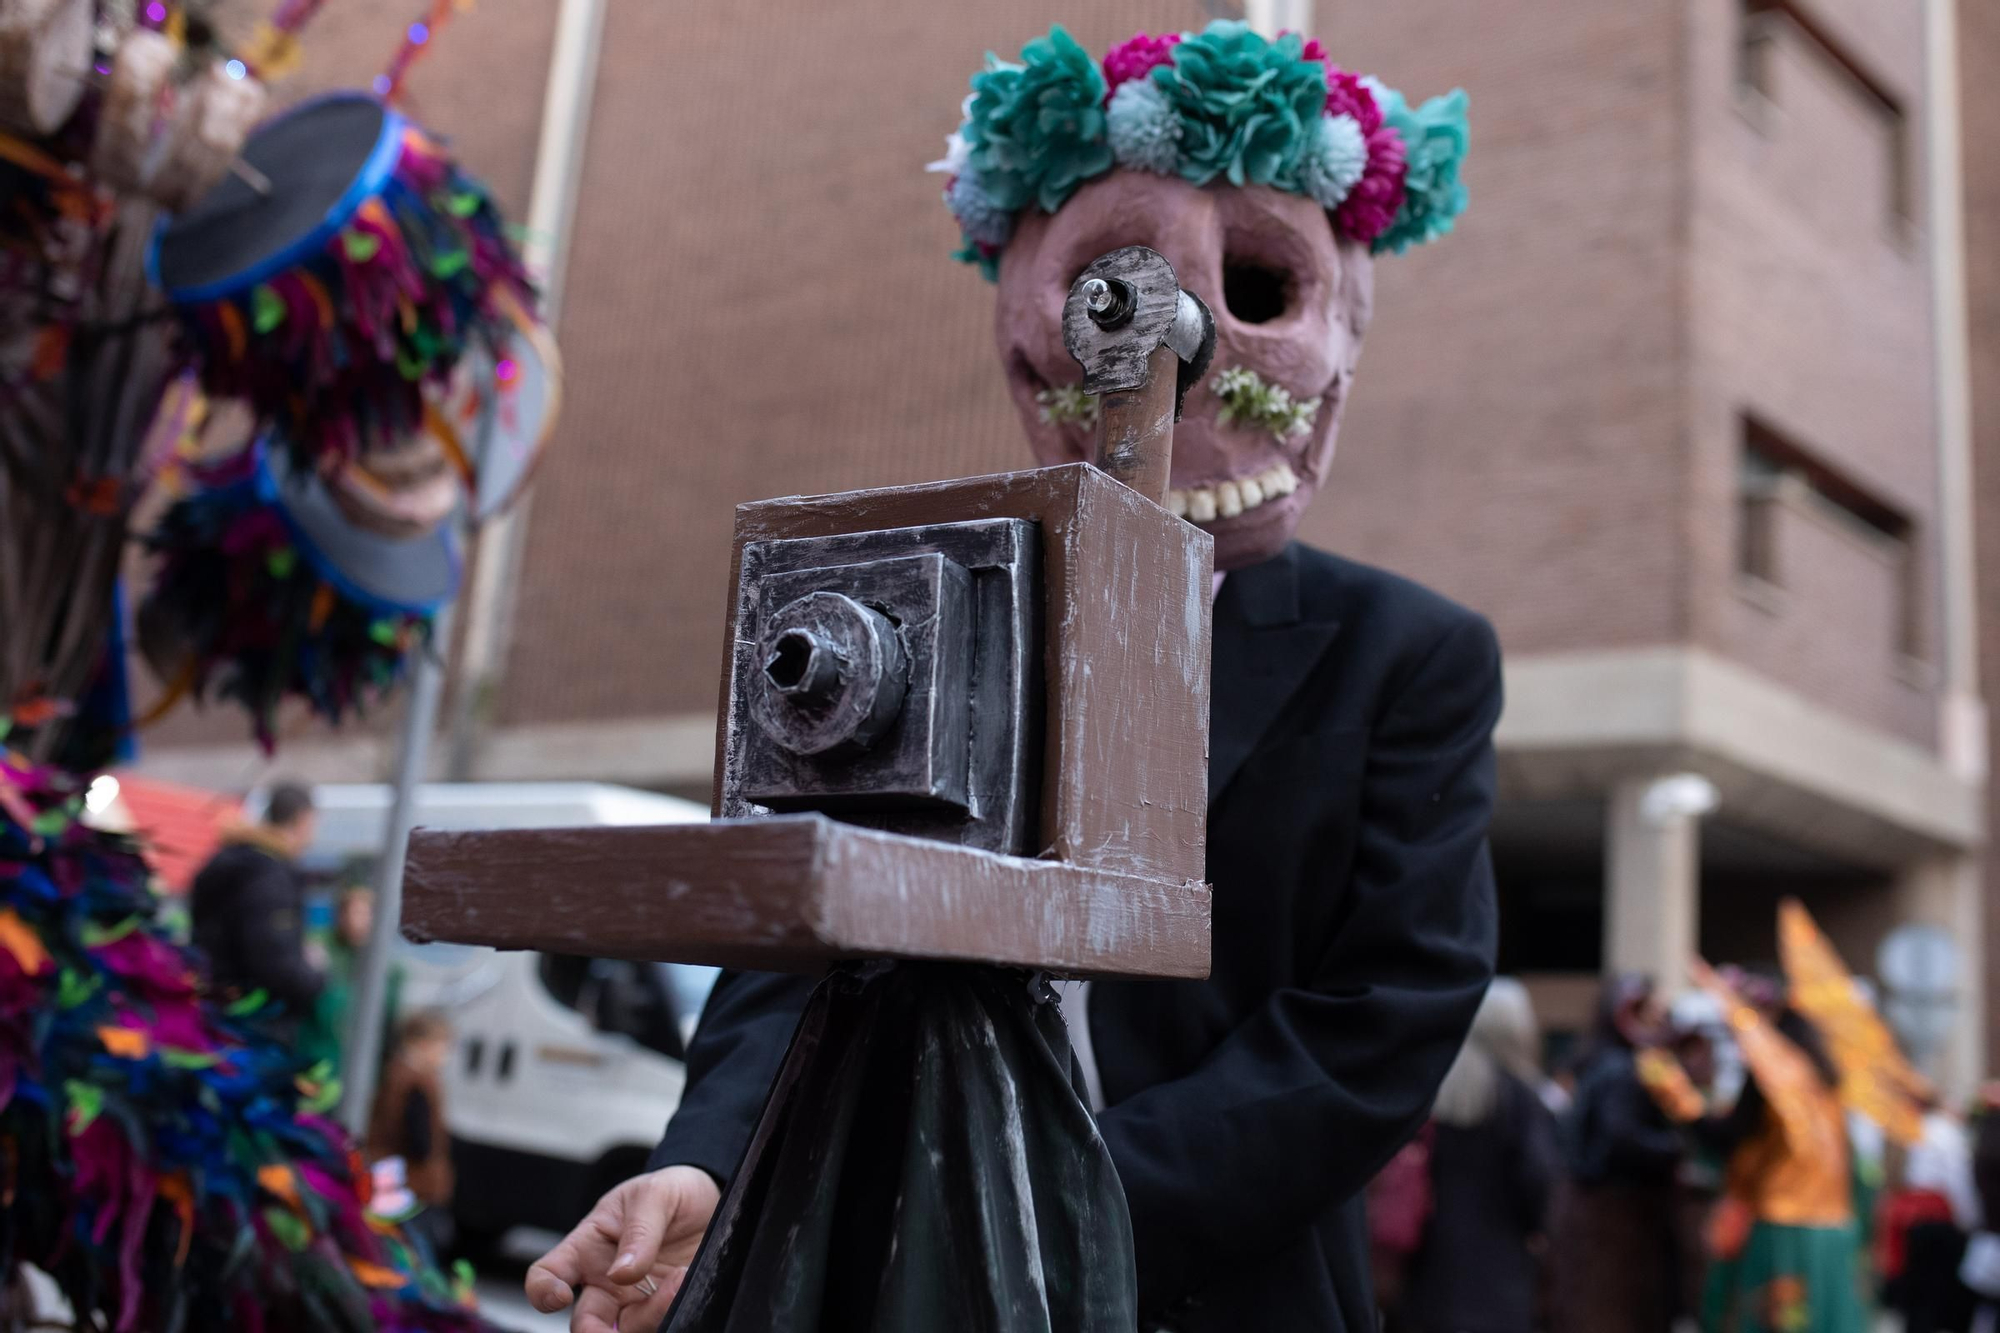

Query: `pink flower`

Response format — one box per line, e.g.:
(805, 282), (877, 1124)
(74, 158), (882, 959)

(1322, 66), (1383, 135)
(1102, 31), (1180, 93)
(1292, 36), (1387, 133)
(1336, 124), (1408, 245)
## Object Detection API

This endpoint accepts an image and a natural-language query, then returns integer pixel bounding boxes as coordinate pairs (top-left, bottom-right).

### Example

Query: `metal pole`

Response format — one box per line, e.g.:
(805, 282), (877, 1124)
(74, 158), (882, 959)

(341, 598), (455, 1134)
(340, 0), (604, 1124)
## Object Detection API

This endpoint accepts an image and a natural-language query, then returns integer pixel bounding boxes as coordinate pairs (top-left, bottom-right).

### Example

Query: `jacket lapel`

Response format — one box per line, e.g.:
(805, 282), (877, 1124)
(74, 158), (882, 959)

(1207, 544), (1342, 804)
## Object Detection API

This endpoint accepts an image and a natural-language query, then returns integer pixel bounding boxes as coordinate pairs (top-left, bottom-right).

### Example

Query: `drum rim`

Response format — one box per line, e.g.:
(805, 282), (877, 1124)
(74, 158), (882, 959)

(147, 92), (408, 305)
(254, 439), (460, 617)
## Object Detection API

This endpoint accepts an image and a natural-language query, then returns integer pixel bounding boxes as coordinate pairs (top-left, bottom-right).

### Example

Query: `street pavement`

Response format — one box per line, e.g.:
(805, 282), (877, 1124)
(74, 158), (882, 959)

(473, 1229), (571, 1332)
(475, 1272), (569, 1333)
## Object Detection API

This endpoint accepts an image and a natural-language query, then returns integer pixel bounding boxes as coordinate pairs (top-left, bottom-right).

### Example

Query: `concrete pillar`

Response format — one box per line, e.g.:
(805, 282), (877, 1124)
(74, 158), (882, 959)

(1604, 775), (1714, 991)
(1923, 0), (1987, 786)
(1243, 0), (1314, 39)
(1890, 854), (1986, 1098)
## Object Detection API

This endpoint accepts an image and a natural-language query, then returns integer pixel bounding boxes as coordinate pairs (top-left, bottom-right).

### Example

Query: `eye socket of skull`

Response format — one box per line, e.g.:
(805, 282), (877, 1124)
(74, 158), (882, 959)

(994, 169), (1375, 571)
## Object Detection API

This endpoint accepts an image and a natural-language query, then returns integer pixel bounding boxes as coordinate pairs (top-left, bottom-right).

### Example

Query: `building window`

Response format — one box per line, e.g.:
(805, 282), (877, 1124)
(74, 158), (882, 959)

(1738, 416), (1924, 662)
(1734, 0), (1912, 230)
(1738, 444), (1785, 585)
(1737, 1), (1780, 102)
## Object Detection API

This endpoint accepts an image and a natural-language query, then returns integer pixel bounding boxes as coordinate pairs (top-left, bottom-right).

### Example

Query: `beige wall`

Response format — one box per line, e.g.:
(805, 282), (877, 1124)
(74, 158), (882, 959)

(504, 0), (1707, 727)
(500, 1), (1195, 728)
(1300, 3), (1689, 659)
(137, 1), (1958, 770)
(1685, 0), (1941, 748)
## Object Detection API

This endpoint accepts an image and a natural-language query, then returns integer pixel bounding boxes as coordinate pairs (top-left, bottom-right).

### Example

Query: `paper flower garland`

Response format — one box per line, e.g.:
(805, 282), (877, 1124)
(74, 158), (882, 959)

(1372, 84), (1471, 254)
(1151, 22), (1330, 191)
(0, 755), (501, 1333)
(961, 26), (1112, 215)
(934, 21), (1470, 277)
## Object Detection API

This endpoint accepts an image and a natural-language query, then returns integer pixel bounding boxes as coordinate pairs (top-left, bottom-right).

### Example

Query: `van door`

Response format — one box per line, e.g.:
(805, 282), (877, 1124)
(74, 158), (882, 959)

(511, 956), (689, 1188)
(437, 950), (527, 1153)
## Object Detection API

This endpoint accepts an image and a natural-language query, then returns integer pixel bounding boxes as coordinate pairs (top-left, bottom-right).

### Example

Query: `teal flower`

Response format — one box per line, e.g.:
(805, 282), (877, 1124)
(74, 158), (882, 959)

(1371, 85), (1469, 254)
(1107, 77), (1181, 174)
(1150, 21), (1328, 191)
(1299, 112), (1368, 209)
(953, 238), (1003, 281)
(963, 26), (1113, 214)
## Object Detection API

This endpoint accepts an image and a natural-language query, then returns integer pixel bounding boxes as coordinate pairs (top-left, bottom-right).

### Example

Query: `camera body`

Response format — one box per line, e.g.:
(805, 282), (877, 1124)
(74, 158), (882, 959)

(724, 516), (1041, 855)
(712, 464), (1211, 888)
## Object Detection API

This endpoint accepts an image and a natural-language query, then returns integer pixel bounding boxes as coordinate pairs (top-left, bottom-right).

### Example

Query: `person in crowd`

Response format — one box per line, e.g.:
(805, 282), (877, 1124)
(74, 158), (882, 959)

(1394, 979), (1561, 1333)
(1966, 1085), (2000, 1333)
(188, 781), (322, 1035)
(298, 884), (402, 1084)
(1549, 974), (1686, 1333)
(1696, 968), (1866, 1333)
(1670, 1005), (1728, 1322)
(1480, 977), (1567, 1114)
(1881, 1090), (1978, 1333)
(366, 1010), (456, 1253)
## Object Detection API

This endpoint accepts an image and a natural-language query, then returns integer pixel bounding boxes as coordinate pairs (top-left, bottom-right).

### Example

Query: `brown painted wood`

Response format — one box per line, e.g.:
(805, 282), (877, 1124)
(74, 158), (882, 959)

(715, 463), (1213, 888)
(403, 816), (1212, 979)
(1093, 342), (1180, 506)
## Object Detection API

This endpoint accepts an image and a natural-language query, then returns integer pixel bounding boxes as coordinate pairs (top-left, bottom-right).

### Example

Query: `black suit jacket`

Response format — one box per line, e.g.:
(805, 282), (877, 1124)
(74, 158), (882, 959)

(652, 542), (1501, 1331)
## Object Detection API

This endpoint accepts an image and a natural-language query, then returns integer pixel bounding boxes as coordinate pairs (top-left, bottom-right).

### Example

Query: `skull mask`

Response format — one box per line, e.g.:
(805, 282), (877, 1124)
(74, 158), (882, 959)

(996, 170), (1374, 572)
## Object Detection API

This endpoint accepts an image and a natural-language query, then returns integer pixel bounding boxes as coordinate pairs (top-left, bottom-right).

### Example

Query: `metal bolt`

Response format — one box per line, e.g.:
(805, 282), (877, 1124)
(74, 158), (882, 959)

(764, 628), (840, 702)
(1081, 275), (1133, 328)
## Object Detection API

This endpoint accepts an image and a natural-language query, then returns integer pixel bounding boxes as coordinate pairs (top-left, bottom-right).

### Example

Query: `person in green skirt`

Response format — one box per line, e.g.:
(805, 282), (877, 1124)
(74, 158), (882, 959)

(298, 884), (401, 1086)
(1692, 962), (1867, 1333)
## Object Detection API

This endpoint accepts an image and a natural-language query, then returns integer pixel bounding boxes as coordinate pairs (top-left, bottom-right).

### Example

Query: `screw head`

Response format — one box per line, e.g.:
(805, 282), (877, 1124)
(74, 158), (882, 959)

(1082, 277), (1114, 313)
(764, 628), (838, 701)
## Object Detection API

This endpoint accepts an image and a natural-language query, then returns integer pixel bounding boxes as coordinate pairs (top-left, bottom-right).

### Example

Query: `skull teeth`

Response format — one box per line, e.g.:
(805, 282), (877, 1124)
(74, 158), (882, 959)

(1166, 462), (1298, 526)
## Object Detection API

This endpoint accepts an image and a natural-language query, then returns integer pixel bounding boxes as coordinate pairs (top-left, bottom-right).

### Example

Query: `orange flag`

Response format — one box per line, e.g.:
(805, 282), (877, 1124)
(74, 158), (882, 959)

(1778, 897), (1929, 1145)
(1689, 955), (1838, 1159)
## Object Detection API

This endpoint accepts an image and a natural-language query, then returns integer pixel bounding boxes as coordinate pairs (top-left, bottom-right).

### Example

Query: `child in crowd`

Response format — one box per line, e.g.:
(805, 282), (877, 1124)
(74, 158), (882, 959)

(366, 1010), (456, 1252)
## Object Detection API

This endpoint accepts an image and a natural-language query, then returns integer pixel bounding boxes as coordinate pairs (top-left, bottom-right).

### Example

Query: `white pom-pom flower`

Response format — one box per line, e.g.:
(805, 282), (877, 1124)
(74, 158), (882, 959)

(1300, 112), (1368, 210)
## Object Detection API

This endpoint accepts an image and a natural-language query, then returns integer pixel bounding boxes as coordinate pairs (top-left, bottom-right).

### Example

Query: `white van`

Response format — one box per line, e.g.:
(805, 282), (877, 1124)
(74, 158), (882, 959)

(301, 782), (718, 1250)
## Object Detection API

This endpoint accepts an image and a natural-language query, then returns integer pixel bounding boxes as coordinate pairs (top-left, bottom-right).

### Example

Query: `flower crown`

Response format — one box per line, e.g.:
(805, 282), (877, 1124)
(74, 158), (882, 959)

(932, 22), (1470, 279)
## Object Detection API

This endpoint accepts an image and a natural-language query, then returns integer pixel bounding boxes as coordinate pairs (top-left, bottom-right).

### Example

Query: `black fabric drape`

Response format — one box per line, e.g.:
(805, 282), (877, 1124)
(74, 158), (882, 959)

(662, 962), (1137, 1333)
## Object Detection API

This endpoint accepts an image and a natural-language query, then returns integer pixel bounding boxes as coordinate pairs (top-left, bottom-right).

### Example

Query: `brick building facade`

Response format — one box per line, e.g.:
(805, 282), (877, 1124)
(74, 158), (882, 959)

(140, 1), (1992, 1079)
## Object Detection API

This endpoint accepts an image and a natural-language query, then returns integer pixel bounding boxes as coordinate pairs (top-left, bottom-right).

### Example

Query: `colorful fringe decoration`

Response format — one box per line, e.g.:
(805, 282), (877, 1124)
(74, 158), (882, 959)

(172, 126), (533, 470)
(138, 451), (433, 753)
(0, 753), (507, 1332)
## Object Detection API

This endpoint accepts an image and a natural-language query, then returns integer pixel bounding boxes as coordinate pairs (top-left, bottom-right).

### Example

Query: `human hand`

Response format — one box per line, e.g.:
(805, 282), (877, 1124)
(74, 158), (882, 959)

(525, 1164), (721, 1332)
